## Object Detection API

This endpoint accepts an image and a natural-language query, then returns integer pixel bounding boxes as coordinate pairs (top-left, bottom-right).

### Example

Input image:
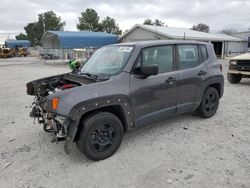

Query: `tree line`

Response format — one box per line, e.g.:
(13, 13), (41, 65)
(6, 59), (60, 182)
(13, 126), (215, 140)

(16, 9), (123, 46)
(16, 8), (211, 46)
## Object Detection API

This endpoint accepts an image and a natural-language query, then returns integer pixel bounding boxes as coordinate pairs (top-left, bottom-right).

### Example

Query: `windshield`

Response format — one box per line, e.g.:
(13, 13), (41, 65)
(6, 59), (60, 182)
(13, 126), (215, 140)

(80, 46), (134, 77)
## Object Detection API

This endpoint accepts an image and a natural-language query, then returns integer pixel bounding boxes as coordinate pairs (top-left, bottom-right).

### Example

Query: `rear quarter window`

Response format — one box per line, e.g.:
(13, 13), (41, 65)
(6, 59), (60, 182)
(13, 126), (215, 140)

(200, 45), (208, 62)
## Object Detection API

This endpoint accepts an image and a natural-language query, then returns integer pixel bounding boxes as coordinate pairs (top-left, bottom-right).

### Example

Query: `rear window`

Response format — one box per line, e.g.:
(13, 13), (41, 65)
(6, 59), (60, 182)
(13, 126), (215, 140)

(200, 45), (208, 62)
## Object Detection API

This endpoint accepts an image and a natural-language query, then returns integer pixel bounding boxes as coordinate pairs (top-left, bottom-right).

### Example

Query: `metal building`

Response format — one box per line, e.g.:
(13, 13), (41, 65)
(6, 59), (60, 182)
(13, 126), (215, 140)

(5, 40), (31, 48)
(119, 24), (246, 58)
(41, 31), (118, 60)
(42, 31), (118, 48)
(230, 31), (250, 52)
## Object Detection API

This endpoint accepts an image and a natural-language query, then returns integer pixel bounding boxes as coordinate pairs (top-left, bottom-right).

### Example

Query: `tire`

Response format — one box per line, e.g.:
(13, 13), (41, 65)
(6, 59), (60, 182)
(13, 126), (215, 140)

(76, 112), (124, 161)
(197, 87), (219, 118)
(227, 73), (242, 83)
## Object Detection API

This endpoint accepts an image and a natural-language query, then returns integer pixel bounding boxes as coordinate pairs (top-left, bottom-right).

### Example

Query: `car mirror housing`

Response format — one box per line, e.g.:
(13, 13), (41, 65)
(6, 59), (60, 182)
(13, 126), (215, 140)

(133, 64), (158, 78)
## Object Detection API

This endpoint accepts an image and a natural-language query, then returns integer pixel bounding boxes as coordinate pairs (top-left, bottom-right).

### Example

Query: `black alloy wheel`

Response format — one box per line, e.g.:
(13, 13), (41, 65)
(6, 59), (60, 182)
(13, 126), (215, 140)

(89, 123), (115, 152)
(204, 92), (217, 114)
(197, 87), (219, 118)
(77, 112), (123, 161)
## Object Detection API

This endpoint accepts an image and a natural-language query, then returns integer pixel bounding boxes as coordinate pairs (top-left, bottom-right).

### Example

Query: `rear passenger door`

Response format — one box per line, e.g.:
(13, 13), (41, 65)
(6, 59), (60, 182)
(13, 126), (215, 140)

(176, 44), (209, 114)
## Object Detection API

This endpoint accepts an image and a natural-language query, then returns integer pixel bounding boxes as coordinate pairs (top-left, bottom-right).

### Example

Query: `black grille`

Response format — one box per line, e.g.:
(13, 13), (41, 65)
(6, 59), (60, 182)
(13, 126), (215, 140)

(230, 60), (250, 71)
(236, 60), (250, 71)
(237, 60), (250, 66)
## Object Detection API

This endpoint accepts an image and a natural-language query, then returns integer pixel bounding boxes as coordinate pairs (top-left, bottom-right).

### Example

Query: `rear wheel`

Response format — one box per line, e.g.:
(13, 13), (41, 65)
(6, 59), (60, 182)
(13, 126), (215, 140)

(77, 112), (123, 161)
(227, 73), (242, 83)
(197, 87), (219, 118)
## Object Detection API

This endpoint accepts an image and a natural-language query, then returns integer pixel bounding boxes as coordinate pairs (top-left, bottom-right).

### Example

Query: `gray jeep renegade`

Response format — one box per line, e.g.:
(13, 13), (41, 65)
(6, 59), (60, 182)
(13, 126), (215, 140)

(27, 40), (224, 161)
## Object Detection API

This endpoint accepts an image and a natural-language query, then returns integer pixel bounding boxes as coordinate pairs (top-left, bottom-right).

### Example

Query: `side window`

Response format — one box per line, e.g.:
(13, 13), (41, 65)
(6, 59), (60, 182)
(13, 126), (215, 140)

(200, 45), (208, 62)
(177, 45), (199, 69)
(141, 46), (173, 73)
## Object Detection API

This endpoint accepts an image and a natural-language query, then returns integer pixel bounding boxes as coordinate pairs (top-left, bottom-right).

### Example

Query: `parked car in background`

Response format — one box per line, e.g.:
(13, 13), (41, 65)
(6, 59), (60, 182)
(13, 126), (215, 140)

(228, 53), (250, 83)
(17, 47), (29, 57)
(26, 40), (224, 161)
(0, 47), (15, 58)
(40, 53), (60, 60)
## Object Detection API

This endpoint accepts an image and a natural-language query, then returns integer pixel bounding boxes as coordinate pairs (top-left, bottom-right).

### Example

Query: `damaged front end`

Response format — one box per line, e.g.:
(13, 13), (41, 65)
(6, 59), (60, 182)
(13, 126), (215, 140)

(27, 73), (81, 142)
(29, 97), (68, 142)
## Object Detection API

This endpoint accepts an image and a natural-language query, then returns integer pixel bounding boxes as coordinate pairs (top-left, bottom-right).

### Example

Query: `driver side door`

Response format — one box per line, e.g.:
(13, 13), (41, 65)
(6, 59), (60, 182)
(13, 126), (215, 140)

(130, 45), (179, 127)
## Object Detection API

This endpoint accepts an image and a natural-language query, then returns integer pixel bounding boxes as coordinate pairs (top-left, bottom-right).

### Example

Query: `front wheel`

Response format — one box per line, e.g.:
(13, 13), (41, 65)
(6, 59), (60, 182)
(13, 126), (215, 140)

(227, 73), (242, 83)
(77, 112), (124, 161)
(197, 87), (219, 118)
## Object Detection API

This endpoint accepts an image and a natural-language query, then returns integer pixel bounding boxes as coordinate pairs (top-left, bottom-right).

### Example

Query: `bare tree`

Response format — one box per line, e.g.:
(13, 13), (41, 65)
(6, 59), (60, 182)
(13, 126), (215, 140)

(191, 23), (210, 33)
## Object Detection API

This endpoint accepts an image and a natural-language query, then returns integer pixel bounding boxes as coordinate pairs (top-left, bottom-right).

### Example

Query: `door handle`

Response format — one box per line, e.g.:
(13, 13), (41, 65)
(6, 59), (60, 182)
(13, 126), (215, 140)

(198, 70), (207, 76)
(165, 77), (176, 85)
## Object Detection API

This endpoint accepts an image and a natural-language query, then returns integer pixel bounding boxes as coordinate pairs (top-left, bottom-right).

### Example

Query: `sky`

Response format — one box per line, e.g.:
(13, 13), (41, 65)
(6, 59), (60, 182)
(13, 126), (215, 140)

(0, 0), (250, 35)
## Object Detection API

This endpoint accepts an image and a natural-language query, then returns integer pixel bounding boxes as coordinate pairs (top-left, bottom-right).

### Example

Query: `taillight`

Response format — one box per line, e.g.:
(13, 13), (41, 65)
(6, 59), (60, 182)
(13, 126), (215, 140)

(52, 98), (59, 110)
(219, 64), (222, 72)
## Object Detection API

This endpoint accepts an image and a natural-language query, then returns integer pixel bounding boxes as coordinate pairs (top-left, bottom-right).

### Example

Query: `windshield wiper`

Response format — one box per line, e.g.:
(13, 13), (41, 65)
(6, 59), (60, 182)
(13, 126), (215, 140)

(78, 72), (98, 80)
(79, 72), (110, 81)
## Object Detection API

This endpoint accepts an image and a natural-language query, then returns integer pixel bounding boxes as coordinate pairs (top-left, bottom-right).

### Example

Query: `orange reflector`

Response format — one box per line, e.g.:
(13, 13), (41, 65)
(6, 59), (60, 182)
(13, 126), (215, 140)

(52, 98), (59, 110)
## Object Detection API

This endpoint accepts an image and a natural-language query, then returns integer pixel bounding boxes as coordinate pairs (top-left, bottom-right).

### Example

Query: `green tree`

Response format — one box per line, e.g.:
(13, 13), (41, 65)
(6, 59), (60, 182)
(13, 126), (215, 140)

(77, 8), (101, 31)
(154, 19), (164, 26)
(191, 23), (210, 33)
(15, 33), (28, 40)
(143, 19), (165, 26)
(24, 10), (65, 46)
(143, 19), (154, 25)
(101, 16), (122, 35)
(38, 11), (65, 34)
(24, 23), (39, 46)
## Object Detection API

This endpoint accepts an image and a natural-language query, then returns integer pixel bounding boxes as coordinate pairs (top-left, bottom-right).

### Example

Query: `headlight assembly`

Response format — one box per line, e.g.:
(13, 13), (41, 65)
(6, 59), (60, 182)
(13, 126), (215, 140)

(230, 61), (237, 65)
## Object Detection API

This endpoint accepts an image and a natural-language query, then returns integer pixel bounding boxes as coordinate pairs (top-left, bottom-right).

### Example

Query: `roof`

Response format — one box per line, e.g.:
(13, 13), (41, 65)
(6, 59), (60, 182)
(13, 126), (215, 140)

(231, 31), (250, 34)
(5, 40), (31, 48)
(114, 40), (210, 48)
(41, 31), (118, 49)
(212, 34), (245, 42)
(119, 24), (243, 42)
(231, 52), (250, 60)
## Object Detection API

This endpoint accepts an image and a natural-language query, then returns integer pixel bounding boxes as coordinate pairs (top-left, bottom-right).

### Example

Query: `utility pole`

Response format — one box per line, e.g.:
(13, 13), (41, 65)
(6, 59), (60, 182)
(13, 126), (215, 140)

(42, 14), (46, 35)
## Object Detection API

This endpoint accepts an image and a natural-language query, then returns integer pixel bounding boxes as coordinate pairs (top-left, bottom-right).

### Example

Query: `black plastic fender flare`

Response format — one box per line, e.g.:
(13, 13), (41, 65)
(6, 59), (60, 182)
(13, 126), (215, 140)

(64, 95), (134, 154)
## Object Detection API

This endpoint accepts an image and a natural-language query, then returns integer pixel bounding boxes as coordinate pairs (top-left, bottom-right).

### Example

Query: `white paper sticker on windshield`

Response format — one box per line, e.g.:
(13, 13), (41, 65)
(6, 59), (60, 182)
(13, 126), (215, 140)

(117, 47), (133, 52)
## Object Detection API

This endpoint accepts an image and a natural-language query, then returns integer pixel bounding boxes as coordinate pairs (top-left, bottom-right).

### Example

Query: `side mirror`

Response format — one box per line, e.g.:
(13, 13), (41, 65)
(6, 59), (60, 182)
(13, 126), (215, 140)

(133, 64), (158, 78)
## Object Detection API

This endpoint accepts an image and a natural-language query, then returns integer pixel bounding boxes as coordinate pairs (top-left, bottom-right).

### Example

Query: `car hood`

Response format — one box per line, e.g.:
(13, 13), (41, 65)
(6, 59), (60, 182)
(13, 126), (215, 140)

(231, 53), (250, 60)
(46, 72), (130, 118)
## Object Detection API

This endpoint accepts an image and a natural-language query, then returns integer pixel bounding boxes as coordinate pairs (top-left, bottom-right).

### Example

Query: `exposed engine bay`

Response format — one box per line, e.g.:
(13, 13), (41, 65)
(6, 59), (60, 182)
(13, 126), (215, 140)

(27, 73), (83, 142)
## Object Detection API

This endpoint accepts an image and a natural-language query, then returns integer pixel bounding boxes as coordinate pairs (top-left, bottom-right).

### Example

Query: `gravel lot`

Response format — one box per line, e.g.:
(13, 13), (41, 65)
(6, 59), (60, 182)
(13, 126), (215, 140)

(0, 57), (250, 188)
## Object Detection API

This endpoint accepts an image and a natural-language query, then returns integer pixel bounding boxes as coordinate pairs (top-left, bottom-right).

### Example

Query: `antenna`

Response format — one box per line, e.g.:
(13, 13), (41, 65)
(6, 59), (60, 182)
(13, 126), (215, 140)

(154, 24), (157, 39)
(154, 25), (161, 40)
